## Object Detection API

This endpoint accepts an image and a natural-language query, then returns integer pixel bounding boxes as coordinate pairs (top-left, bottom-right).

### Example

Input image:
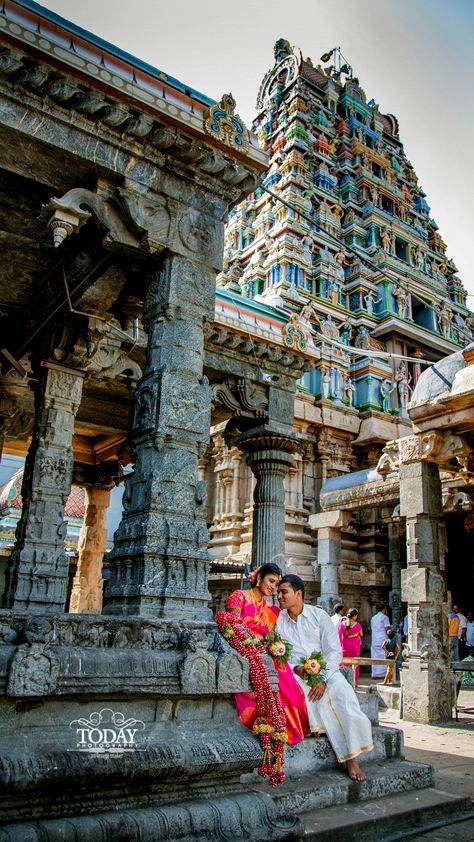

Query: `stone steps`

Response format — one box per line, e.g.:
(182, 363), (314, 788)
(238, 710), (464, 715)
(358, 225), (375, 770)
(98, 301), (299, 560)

(298, 785), (471, 840)
(251, 757), (433, 816)
(243, 725), (469, 841)
(242, 725), (404, 784)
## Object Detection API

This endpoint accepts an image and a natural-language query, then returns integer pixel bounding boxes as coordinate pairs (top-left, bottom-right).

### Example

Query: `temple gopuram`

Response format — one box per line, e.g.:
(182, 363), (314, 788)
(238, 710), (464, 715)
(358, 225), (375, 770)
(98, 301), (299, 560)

(1, 3), (474, 838)
(209, 40), (474, 633)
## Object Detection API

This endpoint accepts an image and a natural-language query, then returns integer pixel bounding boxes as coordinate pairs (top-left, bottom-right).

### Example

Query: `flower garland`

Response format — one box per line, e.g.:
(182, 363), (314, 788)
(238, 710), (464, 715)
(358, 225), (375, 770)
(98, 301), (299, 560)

(264, 631), (293, 669)
(299, 651), (327, 687)
(216, 610), (287, 786)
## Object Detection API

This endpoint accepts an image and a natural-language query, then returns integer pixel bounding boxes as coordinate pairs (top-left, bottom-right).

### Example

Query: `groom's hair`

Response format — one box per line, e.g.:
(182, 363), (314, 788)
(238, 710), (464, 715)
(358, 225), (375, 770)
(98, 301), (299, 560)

(280, 574), (305, 599)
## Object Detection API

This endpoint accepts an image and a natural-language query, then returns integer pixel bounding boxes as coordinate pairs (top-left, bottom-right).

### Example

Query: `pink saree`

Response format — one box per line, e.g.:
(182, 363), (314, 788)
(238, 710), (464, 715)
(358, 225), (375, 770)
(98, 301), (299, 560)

(338, 620), (363, 680)
(225, 590), (308, 745)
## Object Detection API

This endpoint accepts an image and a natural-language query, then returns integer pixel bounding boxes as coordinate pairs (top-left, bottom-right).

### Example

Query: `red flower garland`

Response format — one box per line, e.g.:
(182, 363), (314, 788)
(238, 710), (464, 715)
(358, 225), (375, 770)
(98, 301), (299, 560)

(216, 610), (287, 786)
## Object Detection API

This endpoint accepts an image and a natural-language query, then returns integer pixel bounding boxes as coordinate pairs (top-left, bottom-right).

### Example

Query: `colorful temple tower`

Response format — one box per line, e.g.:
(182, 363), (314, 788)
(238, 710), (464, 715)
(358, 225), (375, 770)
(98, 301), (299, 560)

(210, 40), (473, 615)
(219, 40), (471, 416)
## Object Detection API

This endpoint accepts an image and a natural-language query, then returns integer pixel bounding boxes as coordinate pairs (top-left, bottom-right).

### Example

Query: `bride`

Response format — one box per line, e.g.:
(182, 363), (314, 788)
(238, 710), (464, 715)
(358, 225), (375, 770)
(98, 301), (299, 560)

(224, 563), (308, 745)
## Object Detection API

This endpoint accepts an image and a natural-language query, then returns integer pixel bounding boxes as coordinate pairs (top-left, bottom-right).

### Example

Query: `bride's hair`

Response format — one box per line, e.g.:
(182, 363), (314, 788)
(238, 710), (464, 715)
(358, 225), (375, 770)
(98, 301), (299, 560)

(249, 563), (282, 587)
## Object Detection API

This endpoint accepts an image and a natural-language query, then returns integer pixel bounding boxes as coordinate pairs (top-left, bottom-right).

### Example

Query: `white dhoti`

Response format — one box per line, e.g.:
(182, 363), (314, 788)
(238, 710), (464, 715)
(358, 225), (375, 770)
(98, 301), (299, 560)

(295, 670), (373, 762)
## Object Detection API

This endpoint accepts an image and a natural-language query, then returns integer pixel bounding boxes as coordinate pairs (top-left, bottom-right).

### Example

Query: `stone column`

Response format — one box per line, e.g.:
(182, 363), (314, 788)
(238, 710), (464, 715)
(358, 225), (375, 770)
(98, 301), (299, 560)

(400, 459), (451, 723)
(68, 464), (120, 614)
(103, 254), (214, 620)
(388, 521), (403, 631)
(2, 363), (84, 613)
(309, 509), (351, 613)
(233, 425), (302, 570)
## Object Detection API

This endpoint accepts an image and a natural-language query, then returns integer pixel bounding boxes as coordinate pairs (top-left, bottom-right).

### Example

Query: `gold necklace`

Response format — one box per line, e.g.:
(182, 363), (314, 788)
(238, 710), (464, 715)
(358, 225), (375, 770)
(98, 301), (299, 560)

(250, 588), (265, 623)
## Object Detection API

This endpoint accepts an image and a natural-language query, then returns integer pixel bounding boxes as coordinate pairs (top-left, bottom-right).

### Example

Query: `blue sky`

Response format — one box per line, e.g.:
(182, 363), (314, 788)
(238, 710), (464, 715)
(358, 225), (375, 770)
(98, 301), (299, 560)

(34, 0), (474, 302)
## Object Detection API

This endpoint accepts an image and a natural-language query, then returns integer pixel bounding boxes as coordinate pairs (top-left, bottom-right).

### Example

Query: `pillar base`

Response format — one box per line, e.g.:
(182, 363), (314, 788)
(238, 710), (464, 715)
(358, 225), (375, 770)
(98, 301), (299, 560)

(401, 658), (452, 723)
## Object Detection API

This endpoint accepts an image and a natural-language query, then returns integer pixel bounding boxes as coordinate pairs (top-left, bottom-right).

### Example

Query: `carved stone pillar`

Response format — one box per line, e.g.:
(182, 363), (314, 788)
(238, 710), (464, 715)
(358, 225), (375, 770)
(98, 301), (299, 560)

(233, 425), (302, 569)
(388, 521), (403, 631)
(400, 459), (450, 723)
(103, 254), (214, 619)
(69, 464), (120, 615)
(3, 364), (84, 613)
(309, 509), (351, 613)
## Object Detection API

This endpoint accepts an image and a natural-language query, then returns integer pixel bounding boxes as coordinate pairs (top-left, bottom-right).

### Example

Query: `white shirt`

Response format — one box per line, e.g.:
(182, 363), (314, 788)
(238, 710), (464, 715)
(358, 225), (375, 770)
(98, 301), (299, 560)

(458, 613), (468, 640)
(276, 603), (342, 684)
(466, 621), (474, 647)
(331, 613), (344, 629)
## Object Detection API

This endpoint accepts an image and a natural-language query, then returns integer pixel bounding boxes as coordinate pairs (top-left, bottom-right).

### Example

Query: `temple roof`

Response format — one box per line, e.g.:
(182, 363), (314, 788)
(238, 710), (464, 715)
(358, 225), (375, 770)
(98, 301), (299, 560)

(3, 0), (266, 168)
(0, 468), (85, 519)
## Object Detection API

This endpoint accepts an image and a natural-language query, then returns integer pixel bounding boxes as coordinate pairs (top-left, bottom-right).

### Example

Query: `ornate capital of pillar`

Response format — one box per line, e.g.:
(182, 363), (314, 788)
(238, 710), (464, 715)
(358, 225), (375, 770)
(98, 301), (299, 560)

(230, 423), (305, 462)
(72, 462), (123, 490)
(229, 424), (304, 570)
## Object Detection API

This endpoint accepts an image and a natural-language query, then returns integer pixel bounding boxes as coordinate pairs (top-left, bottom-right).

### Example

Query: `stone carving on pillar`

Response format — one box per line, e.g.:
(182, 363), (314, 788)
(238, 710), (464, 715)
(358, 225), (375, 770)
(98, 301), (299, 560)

(228, 424), (304, 570)
(69, 463), (122, 615)
(309, 509), (352, 614)
(103, 254), (216, 620)
(3, 364), (84, 613)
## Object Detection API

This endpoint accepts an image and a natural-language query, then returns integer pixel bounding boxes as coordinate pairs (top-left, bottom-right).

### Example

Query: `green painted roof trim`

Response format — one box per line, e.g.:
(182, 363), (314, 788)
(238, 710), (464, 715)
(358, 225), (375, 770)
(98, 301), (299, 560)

(215, 288), (289, 323)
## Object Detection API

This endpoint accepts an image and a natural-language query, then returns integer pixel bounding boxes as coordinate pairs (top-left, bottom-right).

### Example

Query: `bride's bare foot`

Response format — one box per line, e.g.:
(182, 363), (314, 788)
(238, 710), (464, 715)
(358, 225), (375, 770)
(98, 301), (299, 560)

(345, 758), (367, 781)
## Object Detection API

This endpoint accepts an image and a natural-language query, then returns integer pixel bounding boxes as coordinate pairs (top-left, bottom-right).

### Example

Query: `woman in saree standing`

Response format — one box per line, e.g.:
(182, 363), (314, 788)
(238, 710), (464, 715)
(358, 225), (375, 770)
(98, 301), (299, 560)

(225, 563), (308, 745)
(338, 608), (364, 683)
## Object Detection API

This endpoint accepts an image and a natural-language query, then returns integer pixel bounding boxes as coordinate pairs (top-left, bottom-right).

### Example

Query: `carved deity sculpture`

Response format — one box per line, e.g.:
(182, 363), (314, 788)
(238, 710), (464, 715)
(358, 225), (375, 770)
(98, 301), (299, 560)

(414, 247), (425, 272)
(343, 374), (355, 407)
(436, 302), (452, 338)
(340, 319), (353, 345)
(364, 290), (377, 314)
(393, 286), (409, 319)
(395, 363), (412, 413)
(380, 378), (395, 413)
(380, 227), (392, 253)
(320, 365), (331, 399)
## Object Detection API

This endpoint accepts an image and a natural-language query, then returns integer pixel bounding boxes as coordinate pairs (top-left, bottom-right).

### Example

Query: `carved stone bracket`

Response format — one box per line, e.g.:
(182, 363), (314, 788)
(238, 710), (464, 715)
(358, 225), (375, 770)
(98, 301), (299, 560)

(377, 431), (474, 482)
(212, 377), (268, 419)
(54, 317), (143, 383)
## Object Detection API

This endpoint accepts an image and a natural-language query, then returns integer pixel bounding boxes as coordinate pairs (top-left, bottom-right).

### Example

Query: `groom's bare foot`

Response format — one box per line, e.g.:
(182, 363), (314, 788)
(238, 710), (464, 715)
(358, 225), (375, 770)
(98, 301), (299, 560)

(345, 758), (367, 781)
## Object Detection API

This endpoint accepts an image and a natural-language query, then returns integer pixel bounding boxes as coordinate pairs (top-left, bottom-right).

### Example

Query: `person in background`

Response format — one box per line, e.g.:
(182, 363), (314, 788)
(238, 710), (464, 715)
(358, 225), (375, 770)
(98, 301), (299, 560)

(370, 604), (391, 679)
(382, 628), (401, 685)
(466, 612), (474, 655)
(448, 607), (460, 662)
(338, 608), (364, 683)
(331, 603), (345, 630)
(454, 605), (468, 660)
(403, 614), (408, 642)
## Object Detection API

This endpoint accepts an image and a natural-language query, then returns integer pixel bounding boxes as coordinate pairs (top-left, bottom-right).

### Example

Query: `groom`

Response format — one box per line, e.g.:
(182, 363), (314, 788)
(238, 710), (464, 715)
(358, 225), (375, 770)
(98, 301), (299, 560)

(276, 574), (373, 781)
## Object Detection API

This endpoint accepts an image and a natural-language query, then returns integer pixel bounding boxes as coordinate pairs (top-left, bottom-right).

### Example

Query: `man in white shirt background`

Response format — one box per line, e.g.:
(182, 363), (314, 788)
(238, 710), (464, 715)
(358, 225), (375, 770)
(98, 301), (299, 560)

(276, 574), (373, 782)
(330, 602), (345, 630)
(370, 604), (391, 679)
(466, 612), (474, 655)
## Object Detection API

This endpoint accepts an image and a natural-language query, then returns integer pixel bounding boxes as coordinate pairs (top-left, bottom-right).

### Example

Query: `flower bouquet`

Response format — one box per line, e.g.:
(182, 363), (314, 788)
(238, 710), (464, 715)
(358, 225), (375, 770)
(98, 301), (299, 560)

(299, 651), (327, 686)
(264, 631), (293, 668)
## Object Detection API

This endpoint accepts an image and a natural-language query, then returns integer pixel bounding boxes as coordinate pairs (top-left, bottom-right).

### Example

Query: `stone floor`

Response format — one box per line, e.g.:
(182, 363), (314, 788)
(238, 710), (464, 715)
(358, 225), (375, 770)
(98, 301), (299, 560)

(376, 686), (474, 841)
